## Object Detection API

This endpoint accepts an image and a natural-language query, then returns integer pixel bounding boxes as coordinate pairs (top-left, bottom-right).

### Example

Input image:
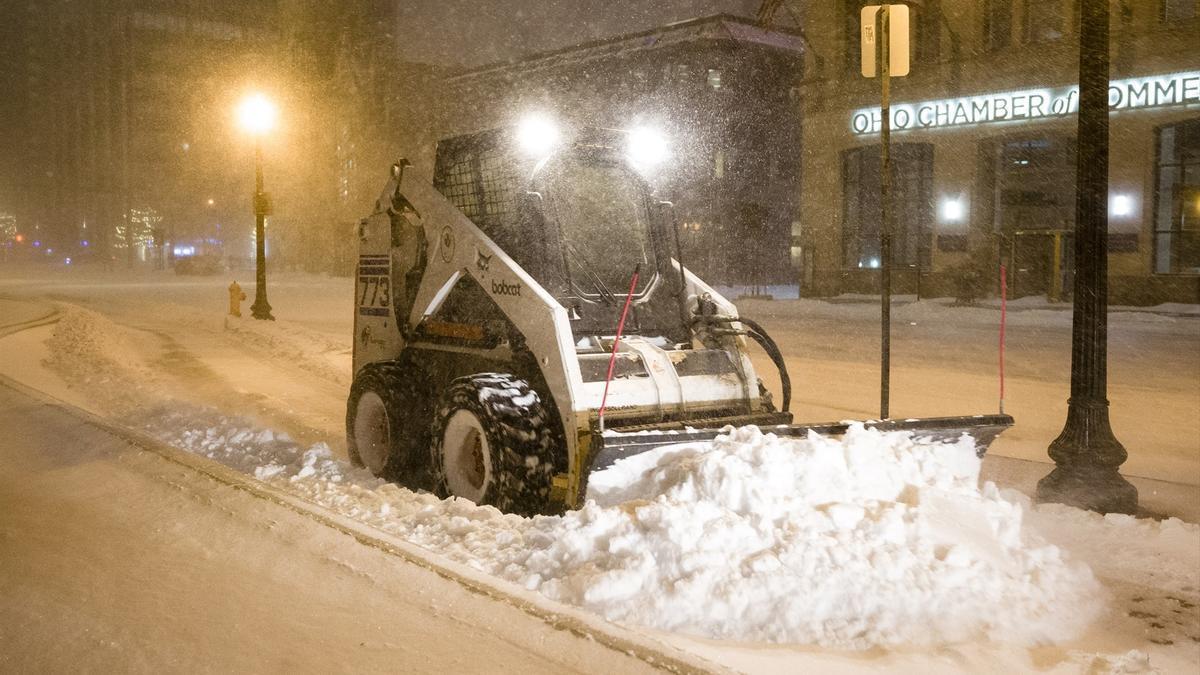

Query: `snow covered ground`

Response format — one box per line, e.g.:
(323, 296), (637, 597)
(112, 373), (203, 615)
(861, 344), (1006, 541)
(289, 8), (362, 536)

(0, 379), (678, 674)
(1, 267), (1198, 672)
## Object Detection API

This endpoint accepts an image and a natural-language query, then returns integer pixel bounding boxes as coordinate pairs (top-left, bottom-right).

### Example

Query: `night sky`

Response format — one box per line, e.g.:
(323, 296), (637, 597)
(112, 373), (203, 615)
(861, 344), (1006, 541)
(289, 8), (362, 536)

(393, 0), (764, 67)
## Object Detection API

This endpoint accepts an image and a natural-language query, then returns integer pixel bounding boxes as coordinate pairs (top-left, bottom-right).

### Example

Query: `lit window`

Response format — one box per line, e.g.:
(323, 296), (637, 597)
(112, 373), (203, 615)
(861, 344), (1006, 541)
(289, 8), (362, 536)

(706, 69), (722, 90)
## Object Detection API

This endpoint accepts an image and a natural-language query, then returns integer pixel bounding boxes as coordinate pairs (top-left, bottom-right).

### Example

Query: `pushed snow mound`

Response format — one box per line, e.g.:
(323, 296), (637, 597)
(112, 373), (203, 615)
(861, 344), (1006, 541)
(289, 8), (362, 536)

(523, 425), (1103, 647)
(148, 406), (1103, 649)
(44, 305), (154, 396)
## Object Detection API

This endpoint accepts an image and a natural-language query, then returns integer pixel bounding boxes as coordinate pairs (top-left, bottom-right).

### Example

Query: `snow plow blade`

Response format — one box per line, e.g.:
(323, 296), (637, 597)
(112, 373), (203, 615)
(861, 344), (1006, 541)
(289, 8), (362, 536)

(591, 413), (1014, 472)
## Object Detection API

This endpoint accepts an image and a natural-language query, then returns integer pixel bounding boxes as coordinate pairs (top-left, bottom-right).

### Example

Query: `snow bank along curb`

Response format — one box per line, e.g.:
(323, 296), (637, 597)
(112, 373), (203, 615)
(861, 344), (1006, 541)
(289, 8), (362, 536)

(144, 402), (1106, 649)
(0, 376), (717, 675)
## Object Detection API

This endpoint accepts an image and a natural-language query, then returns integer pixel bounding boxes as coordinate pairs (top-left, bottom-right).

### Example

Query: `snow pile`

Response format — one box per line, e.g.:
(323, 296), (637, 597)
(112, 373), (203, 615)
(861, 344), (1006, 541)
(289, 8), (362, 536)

(44, 305), (154, 394)
(144, 408), (1103, 649)
(505, 426), (1102, 647)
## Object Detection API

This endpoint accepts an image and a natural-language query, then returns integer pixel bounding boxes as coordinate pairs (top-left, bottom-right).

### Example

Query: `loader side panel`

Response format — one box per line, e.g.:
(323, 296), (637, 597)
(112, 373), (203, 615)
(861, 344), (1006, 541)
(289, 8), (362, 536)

(389, 176), (587, 480)
(352, 212), (403, 373)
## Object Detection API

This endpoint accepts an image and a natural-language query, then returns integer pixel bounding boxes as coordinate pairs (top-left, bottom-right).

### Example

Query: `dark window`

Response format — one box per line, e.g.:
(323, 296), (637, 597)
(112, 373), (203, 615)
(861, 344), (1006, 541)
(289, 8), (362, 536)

(995, 136), (1077, 234)
(983, 0), (1013, 50)
(914, 1), (942, 63)
(844, 0), (862, 73)
(841, 143), (934, 269)
(1153, 118), (1200, 274)
(1163, 0), (1198, 21)
(541, 158), (656, 296)
(1023, 0), (1065, 42)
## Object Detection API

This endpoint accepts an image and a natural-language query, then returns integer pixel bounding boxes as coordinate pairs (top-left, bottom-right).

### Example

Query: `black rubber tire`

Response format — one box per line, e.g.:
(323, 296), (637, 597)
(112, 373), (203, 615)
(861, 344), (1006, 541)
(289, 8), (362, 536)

(345, 361), (431, 484)
(429, 373), (555, 517)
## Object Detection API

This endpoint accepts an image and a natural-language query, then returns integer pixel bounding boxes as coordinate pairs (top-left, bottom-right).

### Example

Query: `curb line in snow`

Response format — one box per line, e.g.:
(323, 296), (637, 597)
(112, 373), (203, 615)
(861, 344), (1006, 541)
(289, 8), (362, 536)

(0, 306), (60, 338)
(0, 373), (721, 675)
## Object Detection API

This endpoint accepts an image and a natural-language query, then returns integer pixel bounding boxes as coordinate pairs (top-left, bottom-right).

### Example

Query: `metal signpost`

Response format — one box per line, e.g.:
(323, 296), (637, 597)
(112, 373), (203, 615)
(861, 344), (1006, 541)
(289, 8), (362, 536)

(861, 4), (909, 419)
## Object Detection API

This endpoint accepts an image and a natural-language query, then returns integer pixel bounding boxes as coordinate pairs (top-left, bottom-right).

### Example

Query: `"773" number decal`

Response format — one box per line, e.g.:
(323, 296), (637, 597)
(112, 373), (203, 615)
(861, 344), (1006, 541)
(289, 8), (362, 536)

(357, 275), (390, 316)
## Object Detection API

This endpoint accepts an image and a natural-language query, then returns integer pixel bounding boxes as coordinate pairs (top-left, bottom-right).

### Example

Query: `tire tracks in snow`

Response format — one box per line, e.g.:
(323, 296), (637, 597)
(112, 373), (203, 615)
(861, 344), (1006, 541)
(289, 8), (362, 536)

(0, 373), (719, 675)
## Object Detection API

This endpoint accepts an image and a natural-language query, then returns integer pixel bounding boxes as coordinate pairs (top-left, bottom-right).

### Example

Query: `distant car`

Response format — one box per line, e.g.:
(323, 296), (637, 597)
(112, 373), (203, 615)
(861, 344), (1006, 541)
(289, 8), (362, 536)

(174, 253), (222, 275)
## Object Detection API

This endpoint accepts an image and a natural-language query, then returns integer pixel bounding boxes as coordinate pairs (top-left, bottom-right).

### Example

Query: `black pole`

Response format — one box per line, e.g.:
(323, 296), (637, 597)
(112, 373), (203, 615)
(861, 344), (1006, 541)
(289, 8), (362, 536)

(877, 6), (892, 420)
(250, 138), (274, 321)
(1036, 0), (1136, 514)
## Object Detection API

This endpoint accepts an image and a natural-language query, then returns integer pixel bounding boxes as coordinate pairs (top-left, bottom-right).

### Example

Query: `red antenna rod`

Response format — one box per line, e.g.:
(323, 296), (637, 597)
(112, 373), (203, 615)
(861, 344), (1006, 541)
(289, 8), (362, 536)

(598, 264), (641, 432)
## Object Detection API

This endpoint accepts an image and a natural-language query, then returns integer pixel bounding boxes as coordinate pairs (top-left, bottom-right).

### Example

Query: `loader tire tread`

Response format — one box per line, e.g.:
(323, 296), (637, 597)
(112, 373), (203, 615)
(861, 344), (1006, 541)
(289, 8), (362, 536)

(346, 361), (431, 486)
(430, 373), (555, 517)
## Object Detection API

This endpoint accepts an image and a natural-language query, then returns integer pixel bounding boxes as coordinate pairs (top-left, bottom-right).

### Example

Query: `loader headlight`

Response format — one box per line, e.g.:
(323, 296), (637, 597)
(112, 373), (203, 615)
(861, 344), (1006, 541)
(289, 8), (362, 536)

(516, 115), (560, 156)
(627, 126), (669, 167)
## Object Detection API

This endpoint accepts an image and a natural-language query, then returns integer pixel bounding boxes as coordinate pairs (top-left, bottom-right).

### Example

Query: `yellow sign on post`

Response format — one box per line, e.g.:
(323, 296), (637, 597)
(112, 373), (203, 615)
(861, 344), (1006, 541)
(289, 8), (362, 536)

(861, 4), (910, 78)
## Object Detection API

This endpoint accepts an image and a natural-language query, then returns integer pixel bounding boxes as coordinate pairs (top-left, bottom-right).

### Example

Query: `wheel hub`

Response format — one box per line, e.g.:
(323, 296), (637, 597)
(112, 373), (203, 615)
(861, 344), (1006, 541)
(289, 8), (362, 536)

(353, 392), (390, 475)
(442, 409), (491, 503)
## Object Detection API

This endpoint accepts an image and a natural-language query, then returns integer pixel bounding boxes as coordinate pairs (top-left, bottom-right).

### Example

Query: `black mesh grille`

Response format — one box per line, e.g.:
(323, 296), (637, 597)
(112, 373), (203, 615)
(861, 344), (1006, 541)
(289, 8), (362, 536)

(439, 156), (480, 218)
(479, 150), (516, 221)
(434, 137), (517, 228)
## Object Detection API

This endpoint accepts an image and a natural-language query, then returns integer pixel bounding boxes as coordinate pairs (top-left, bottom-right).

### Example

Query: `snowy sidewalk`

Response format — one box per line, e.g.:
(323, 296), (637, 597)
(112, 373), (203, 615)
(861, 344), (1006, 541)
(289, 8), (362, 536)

(982, 454), (1200, 523)
(0, 377), (691, 675)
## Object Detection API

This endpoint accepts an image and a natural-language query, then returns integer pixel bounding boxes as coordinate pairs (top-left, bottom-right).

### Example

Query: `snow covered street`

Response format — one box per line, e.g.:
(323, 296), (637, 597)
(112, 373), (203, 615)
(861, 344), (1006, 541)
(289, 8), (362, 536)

(0, 378), (680, 674)
(1, 269), (1198, 672)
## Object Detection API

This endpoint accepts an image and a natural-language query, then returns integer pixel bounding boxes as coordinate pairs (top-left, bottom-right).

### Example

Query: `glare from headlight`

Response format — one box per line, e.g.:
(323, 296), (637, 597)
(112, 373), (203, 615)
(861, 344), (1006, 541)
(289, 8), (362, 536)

(516, 115), (560, 156)
(627, 127), (669, 166)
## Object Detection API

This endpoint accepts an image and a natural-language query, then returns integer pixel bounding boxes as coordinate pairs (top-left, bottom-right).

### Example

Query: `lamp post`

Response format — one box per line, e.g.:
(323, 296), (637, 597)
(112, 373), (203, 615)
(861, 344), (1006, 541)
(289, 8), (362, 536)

(1036, 0), (1137, 514)
(236, 92), (277, 321)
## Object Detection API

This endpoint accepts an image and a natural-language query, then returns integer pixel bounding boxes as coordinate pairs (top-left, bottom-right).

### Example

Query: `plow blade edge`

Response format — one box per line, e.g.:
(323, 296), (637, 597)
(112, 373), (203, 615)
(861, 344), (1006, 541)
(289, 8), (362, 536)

(591, 414), (1015, 473)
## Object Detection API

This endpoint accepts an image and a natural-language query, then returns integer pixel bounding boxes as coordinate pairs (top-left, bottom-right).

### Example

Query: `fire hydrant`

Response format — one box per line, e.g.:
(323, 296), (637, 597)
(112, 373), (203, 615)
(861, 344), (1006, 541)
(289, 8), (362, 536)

(228, 281), (246, 318)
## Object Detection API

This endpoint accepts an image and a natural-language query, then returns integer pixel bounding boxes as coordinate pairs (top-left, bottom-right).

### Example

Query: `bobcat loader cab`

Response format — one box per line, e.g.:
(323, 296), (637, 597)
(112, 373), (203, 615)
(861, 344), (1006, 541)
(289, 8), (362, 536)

(348, 118), (1012, 516)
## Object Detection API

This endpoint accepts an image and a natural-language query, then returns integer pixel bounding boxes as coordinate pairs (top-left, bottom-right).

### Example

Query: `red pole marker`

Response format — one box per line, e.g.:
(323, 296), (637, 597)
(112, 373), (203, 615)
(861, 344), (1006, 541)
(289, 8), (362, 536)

(999, 264), (1007, 415)
(598, 264), (641, 432)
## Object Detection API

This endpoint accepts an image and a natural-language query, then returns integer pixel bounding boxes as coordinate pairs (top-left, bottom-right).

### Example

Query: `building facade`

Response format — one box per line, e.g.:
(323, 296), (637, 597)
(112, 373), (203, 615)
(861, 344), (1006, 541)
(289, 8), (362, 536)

(0, 1), (283, 266)
(0, 0), (400, 272)
(795, 0), (1199, 304)
(434, 14), (806, 287)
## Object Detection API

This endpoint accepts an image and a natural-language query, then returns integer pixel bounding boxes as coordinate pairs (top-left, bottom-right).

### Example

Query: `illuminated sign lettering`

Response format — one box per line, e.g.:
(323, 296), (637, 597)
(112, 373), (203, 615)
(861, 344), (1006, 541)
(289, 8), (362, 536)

(850, 70), (1200, 134)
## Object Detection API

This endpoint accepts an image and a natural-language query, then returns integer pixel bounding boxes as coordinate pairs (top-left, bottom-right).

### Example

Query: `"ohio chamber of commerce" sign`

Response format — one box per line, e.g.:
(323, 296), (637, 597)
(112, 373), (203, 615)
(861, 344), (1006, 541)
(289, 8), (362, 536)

(850, 70), (1200, 135)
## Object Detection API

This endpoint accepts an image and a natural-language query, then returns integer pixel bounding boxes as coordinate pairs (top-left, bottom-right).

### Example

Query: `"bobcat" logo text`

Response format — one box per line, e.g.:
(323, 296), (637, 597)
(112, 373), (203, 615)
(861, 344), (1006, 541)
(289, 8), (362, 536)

(491, 280), (521, 297)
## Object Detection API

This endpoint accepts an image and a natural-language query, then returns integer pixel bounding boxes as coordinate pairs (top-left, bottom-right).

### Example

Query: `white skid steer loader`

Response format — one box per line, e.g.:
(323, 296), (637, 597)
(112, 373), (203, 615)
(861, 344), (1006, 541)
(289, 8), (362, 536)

(346, 122), (1012, 516)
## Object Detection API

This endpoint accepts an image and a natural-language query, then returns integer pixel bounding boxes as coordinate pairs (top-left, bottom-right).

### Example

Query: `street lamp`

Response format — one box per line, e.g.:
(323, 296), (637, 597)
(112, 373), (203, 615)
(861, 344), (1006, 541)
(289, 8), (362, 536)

(1036, 0), (1137, 514)
(236, 92), (277, 321)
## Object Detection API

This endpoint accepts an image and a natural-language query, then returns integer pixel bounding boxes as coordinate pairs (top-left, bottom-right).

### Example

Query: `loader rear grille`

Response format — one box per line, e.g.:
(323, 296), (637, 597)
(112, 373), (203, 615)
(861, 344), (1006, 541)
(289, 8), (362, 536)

(434, 142), (519, 229)
(439, 158), (481, 218)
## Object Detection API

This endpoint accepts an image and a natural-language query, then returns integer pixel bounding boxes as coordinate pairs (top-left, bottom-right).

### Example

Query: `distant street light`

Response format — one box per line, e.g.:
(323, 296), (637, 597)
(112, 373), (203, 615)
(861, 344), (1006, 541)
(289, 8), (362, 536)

(236, 92), (276, 321)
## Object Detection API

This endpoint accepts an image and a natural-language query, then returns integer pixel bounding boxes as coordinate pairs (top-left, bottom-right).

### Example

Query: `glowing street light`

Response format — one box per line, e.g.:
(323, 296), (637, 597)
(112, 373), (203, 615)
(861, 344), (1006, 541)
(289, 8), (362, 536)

(236, 92), (276, 321)
(237, 93), (278, 136)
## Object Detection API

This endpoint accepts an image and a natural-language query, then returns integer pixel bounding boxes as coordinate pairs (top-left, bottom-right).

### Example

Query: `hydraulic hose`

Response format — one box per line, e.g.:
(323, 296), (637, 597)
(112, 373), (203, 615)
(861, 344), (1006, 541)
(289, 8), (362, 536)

(695, 315), (792, 413)
(738, 317), (792, 413)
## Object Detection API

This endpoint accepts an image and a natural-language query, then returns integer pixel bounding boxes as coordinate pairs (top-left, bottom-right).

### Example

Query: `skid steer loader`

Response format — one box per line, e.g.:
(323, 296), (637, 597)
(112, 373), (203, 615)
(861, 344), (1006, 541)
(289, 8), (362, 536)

(346, 120), (1012, 516)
